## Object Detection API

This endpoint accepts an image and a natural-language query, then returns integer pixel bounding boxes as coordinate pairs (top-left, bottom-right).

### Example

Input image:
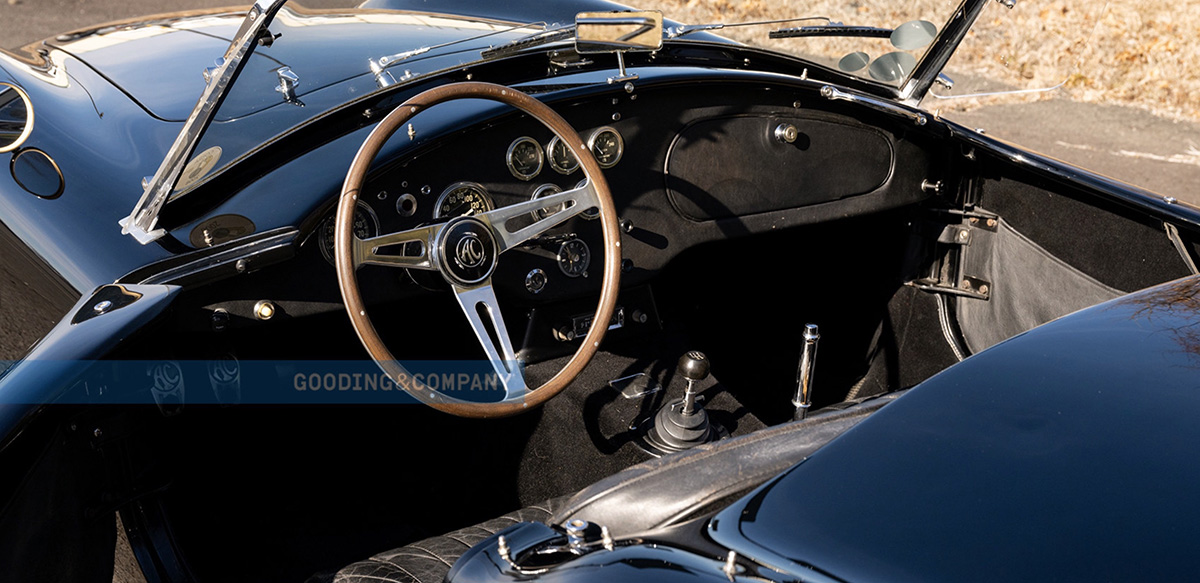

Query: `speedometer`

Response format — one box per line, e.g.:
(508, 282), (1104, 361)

(434, 182), (494, 219)
(318, 201), (379, 267)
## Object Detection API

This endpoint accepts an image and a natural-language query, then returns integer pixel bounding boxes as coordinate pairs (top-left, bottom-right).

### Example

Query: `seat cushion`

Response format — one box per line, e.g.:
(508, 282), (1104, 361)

(333, 498), (567, 583)
(331, 392), (903, 583)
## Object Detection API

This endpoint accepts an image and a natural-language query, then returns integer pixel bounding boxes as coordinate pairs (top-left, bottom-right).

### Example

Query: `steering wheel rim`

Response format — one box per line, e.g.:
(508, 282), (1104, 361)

(335, 82), (622, 418)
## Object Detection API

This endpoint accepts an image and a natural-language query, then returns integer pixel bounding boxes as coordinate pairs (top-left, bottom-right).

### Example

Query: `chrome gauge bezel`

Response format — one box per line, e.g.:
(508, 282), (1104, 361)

(586, 126), (624, 169)
(506, 136), (543, 181)
(556, 238), (591, 278)
(318, 200), (379, 267)
(529, 183), (564, 221)
(545, 135), (580, 175)
(434, 181), (494, 219)
(0, 82), (35, 154)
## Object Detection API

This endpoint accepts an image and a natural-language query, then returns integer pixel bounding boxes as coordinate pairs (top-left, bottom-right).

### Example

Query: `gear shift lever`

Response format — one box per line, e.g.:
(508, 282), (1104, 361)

(644, 351), (718, 454)
(679, 350), (710, 416)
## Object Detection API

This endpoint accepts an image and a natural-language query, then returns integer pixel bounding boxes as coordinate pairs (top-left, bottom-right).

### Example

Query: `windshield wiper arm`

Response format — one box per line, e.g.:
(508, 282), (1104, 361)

(480, 24), (575, 60)
(666, 16), (831, 39)
(370, 21), (546, 86)
(770, 24), (893, 39)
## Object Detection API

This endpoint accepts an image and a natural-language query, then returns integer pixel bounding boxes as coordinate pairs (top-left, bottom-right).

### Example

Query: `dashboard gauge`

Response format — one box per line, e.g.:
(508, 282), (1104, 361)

(530, 183), (565, 221)
(434, 182), (494, 219)
(546, 135), (580, 175)
(576, 179), (600, 220)
(318, 201), (379, 267)
(506, 136), (543, 181)
(587, 126), (624, 168)
(556, 238), (591, 278)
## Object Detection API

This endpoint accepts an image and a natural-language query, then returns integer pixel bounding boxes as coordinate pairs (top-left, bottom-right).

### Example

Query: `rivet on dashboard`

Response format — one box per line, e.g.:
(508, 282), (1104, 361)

(236, 259), (248, 273)
(623, 82), (635, 93)
(793, 100), (802, 108)
(254, 300), (277, 321)
(377, 190), (388, 200)
(421, 185), (432, 195)
(612, 113), (621, 121)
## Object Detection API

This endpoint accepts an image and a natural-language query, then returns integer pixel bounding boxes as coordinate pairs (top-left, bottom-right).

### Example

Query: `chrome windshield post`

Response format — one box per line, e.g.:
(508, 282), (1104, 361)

(118, 0), (289, 244)
(896, 0), (990, 106)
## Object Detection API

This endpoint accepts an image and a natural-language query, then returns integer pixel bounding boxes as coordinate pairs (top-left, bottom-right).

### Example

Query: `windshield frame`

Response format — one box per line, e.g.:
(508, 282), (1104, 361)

(118, 0), (993, 245)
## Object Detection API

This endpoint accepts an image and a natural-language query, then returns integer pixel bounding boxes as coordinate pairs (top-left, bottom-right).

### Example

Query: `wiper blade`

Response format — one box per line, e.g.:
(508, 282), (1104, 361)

(371, 21), (546, 84)
(770, 24), (893, 39)
(666, 16), (831, 39)
(480, 25), (575, 60)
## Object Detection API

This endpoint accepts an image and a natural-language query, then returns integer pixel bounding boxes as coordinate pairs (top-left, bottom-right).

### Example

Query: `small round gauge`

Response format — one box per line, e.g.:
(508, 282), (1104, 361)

(587, 126), (624, 168)
(576, 179), (600, 221)
(546, 135), (580, 175)
(530, 183), (564, 221)
(434, 182), (494, 219)
(557, 238), (591, 278)
(506, 136), (543, 181)
(318, 201), (380, 266)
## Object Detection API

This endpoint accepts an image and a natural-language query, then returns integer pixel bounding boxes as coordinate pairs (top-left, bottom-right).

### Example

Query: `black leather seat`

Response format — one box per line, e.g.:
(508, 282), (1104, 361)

(332, 392), (902, 583)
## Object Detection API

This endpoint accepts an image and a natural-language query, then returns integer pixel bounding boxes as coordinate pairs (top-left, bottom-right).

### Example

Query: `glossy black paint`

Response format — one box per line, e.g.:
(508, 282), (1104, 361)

(710, 275), (1200, 583)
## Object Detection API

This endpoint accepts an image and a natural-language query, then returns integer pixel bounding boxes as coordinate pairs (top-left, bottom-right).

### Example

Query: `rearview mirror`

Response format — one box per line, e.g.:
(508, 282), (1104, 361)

(575, 11), (663, 54)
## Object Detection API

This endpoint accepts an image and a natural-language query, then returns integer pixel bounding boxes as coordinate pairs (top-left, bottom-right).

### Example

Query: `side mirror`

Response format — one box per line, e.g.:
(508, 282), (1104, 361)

(0, 83), (34, 153)
(575, 11), (663, 54)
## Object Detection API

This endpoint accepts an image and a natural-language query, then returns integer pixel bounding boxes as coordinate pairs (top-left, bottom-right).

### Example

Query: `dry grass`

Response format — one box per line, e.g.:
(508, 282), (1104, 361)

(637, 0), (1200, 122)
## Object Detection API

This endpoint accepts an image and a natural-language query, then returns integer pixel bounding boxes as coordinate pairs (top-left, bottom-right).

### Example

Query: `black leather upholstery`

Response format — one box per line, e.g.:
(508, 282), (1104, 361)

(331, 392), (903, 583)
(333, 498), (567, 583)
(549, 391), (903, 536)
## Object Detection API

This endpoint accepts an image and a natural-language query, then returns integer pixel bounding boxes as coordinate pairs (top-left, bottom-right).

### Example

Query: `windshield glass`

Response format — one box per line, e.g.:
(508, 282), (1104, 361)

(642, 0), (962, 86)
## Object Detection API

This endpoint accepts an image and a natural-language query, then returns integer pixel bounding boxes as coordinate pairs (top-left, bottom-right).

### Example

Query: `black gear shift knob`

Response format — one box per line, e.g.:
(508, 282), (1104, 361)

(678, 351), (710, 382)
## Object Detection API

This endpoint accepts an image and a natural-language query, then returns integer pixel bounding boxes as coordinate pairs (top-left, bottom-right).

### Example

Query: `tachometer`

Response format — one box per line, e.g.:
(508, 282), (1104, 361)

(318, 201), (379, 266)
(506, 136), (543, 181)
(587, 126), (624, 168)
(546, 135), (580, 175)
(434, 182), (494, 219)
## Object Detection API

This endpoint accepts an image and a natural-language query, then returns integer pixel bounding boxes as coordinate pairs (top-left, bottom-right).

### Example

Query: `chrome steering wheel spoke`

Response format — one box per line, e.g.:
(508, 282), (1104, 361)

(354, 223), (442, 270)
(481, 181), (601, 253)
(451, 280), (529, 401)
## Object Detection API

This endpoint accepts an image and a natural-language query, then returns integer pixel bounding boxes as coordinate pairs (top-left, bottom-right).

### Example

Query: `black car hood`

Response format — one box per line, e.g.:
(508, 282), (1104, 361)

(711, 275), (1200, 582)
(46, 6), (534, 122)
(45, 0), (644, 123)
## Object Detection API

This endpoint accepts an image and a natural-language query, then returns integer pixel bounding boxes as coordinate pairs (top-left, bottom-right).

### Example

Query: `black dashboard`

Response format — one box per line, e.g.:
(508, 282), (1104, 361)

(288, 79), (935, 361)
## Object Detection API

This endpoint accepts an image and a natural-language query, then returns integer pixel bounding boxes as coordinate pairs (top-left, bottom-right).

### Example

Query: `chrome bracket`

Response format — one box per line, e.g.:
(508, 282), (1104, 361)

(607, 51), (638, 85)
(820, 85), (927, 126)
(274, 66), (303, 106)
(119, 0), (290, 244)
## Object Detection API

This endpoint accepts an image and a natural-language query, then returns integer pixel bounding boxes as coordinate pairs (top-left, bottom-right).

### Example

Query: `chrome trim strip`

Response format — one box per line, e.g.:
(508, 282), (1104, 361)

(134, 228), (297, 286)
(820, 85), (927, 126)
(118, 0), (289, 244)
